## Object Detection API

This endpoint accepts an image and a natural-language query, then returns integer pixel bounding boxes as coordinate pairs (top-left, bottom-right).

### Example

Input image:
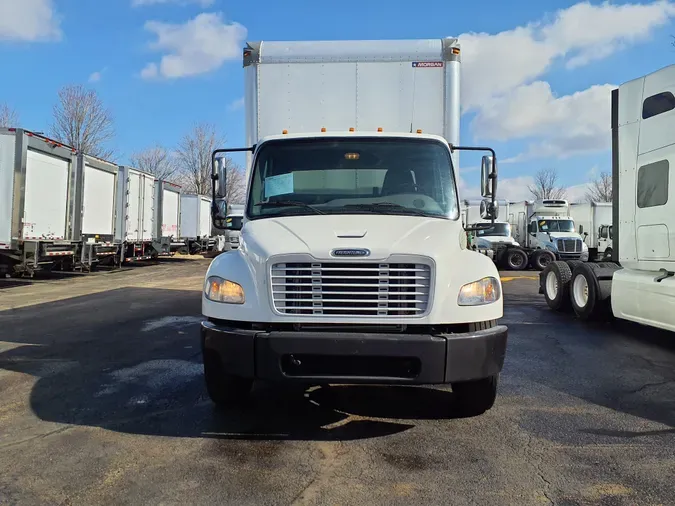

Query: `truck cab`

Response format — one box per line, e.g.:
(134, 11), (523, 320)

(526, 200), (589, 261)
(200, 38), (509, 417)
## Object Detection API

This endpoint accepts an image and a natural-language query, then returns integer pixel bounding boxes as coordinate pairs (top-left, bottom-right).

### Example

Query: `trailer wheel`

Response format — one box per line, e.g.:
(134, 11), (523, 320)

(570, 263), (606, 321)
(452, 374), (498, 417)
(203, 350), (252, 407)
(541, 261), (572, 311)
(505, 248), (529, 270)
(531, 249), (555, 271)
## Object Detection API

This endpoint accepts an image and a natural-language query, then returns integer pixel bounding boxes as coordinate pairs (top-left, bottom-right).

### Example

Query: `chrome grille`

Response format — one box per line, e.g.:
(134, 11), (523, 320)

(557, 238), (582, 253)
(271, 262), (432, 317)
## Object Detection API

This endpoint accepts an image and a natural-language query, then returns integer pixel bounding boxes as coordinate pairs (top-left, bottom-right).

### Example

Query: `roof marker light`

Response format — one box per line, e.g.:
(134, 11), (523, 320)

(349, 127), (355, 132)
(321, 127), (326, 132)
(416, 129), (423, 134)
(377, 127), (383, 132)
(282, 129), (288, 134)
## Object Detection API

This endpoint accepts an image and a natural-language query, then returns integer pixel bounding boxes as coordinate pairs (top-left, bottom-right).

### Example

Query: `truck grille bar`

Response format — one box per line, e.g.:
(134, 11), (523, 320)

(557, 239), (583, 253)
(271, 261), (432, 317)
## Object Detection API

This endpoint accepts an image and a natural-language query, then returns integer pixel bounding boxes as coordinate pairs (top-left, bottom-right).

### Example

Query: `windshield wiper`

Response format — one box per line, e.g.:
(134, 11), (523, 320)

(341, 202), (432, 216)
(254, 200), (325, 215)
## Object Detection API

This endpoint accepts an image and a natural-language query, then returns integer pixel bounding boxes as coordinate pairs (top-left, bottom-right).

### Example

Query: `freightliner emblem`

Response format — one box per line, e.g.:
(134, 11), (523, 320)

(331, 248), (370, 257)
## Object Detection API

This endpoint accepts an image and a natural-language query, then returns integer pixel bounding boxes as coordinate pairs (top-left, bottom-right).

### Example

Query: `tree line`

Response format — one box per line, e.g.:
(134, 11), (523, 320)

(528, 167), (612, 203)
(0, 85), (245, 204)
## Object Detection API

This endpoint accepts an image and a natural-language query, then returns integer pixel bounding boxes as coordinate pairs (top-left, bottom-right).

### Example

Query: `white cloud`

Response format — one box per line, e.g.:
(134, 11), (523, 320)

(459, 1), (675, 111)
(228, 97), (244, 111)
(88, 67), (108, 83)
(472, 82), (614, 159)
(141, 12), (246, 79)
(0, 0), (61, 42)
(132, 0), (215, 6)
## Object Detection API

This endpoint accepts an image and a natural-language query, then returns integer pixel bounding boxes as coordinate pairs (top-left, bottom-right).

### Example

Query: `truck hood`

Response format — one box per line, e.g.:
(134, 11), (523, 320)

(547, 232), (583, 241)
(477, 235), (518, 246)
(239, 214), (463, 261)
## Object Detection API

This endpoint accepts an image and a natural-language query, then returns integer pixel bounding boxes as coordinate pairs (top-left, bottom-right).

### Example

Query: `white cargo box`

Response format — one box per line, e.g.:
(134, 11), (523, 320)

(180, 194), (211, 239)
(115, 165), (156, 243)
(242, 38), (461, 179)
(154, 180), (181, 238)
(0, 128), (77, 249)
(72, 154), (118, 242)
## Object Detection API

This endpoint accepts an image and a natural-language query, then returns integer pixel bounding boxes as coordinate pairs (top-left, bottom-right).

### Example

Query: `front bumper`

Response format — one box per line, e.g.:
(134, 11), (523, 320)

(201, 321), (508, 385)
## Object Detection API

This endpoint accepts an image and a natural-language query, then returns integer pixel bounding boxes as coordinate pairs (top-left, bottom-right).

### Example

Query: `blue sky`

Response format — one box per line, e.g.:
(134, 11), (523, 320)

(2, 0), (675, 200)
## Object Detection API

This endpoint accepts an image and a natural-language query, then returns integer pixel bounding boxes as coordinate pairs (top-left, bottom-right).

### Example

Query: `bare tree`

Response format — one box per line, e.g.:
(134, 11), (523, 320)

(0, 103), (19, 128)
(528, 168), (567, 200)
(174, 122), (246, 202)
(130, 145), (178, 182)
(585, 171), (612, 202)
(49, 84), (115, 159)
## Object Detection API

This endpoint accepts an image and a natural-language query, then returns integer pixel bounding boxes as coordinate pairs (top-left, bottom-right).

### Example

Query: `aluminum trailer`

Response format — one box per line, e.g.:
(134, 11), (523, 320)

(569, 201), (613, 260)
(540, 65), (675, 333)
(115, 165), (156, 263)
(180, 194), (215, 254)
(0, 128), (78, 277)
(152, 180), (185, 256)
(71, 153), (121, 270)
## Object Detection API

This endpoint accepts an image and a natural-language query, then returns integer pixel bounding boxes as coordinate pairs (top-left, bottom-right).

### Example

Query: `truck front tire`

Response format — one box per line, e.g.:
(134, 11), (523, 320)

(203, 350), (252, 406)
(452, 374), (498, 417)
(505, 248), (529, 270)
(531, 249), (555, 271)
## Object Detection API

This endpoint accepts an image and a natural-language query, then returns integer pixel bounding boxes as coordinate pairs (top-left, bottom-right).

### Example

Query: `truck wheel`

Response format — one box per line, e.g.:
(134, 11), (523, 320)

(569, 263), (605, 321)
(203, 350), (252, 407)
(531, 250), (555, 271)
(602, 248), (613, 261)
(452, 374), (498, 417)
(505, 248), (528, 270)
(542, 261), (572, 311)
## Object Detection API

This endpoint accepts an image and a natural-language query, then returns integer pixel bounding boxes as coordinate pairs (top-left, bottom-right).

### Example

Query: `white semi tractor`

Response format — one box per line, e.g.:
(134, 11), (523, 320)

(569, 201), (613, 261)
(540, 65), (674, 333)
(201, 38), (508, 417)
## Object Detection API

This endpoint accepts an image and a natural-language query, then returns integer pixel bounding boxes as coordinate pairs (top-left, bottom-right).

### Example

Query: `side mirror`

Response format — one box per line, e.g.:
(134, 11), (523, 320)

(212, 199), (229, 230)
(578, 225), (584, 235)
(215, 157), (228, 199)
(480, 155), (496, 198)
(480, 198), (499, 220)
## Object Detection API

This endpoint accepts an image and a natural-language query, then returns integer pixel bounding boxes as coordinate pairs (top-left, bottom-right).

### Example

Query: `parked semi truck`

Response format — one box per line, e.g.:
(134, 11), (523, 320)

(540, 65), (674, 332)
(0, 128), (79, 276)
(569, 201), (613, 261)
(201, 38), (508, 417)
(505, 199), (588, 271)
(180, 193), (215, 254)
(152, 180), (184, 257)
(71, 153), (121, 271)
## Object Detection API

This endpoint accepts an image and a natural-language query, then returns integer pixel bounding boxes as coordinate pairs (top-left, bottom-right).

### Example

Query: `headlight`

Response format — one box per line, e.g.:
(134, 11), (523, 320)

(458, 277), (501, 306)
(582, 242), (588, 251)
(205, 276), (245, 304)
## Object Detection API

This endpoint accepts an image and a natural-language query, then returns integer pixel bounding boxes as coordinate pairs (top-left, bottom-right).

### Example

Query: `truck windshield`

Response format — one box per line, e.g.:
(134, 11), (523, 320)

(226, 216), (243, 230)
(476, 223), (511, 237)
(538, 219), (575, 233)
(247, 137), (459, 220)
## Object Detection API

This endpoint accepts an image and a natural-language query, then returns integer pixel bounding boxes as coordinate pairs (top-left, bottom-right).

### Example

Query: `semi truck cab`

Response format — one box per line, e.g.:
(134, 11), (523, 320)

(526, 200), (589, 261)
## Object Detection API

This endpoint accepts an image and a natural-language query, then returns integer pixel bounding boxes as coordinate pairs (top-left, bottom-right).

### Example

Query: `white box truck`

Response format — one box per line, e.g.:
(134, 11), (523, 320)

(200, 38), (508, 417)
(540, 65), (675, 333)
(180, 193), (215, 254)
(0, 128), (79, 276)
(71, 153), (121, 270)
(506, 199), (588, 270)
(569, 201), (613, 260)
(115, 165), (156, 263)
(151, 180), (184, 256)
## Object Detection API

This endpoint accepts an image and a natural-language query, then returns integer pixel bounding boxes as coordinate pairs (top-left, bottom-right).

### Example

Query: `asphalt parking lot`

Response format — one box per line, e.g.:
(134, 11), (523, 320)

(1, 259), (674, 506)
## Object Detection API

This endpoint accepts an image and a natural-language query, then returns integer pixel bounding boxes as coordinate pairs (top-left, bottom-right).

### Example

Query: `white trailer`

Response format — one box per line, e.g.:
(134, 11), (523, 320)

(151, 180), (185, 256)
(115, 165), (156, 262)
(569, 201), (613, 260)
(541, 65), (675, 333)
(71, 153), (121, 270)
(0, 128), (78, 276)
(201, 38), (508, 417)
(180, 194), (215, 254)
